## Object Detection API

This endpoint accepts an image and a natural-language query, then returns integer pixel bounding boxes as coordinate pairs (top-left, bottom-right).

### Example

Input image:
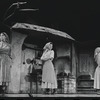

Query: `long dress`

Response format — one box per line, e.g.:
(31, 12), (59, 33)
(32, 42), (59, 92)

(0, 41), (11, 84)
(94, 53), (100, 89)
(94, 66), (100, 89)
(41, 50), (57, 89)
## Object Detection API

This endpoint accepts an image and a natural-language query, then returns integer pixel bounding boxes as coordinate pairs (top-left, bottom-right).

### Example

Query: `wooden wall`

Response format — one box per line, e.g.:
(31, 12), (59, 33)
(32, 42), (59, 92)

(71, 43), (78, 77)
(78, 47), (96, 79)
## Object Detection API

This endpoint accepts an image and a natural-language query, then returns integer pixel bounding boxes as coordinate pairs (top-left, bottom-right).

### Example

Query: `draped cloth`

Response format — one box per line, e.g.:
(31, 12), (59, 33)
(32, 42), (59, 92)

(41, 50), (57, 89)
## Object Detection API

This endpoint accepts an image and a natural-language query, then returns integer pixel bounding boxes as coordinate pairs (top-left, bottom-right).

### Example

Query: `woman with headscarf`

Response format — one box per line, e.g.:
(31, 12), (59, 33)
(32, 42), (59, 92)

(94, 47), (100, 94)
(40, 42), (57, 94)
(0, 32), (12, 94)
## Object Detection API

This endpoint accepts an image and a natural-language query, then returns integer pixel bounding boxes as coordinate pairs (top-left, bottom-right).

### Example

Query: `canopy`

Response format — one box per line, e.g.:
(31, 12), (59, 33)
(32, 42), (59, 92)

(11, 23), (75, 41)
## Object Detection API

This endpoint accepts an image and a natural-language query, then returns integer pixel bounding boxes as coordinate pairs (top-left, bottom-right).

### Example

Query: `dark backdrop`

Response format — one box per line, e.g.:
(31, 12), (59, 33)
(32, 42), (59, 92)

(0, 0), (100, 42)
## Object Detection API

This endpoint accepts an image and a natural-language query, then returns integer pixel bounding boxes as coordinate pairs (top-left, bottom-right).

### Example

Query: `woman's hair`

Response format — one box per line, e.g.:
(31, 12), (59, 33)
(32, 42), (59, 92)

(43, 42), (53, 50)
(94, 47), (100, 62)
(49, 42), (53, 45)
(0, 32), (9, 43)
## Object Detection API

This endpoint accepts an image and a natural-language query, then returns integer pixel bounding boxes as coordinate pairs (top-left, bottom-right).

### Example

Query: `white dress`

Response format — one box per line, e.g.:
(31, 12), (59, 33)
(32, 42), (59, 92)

(41, 50), (57, 89)
(94, 53), (100, 89)
(0, 41), (11, 84)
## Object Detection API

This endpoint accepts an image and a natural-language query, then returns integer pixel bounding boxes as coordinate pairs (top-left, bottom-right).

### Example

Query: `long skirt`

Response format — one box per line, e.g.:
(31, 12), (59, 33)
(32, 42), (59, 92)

(0, 54), (11, 84)
(41, 60), (57, 89)
(94, 66), (100, 89)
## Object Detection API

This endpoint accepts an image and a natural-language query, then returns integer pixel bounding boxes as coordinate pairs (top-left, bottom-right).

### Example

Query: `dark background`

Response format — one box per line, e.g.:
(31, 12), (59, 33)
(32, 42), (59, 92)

(0, 0), (100, 42)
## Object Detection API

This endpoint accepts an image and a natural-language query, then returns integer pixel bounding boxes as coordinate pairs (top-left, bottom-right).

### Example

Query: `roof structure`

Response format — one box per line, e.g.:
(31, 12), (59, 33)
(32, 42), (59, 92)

(11, 23), (75, 41)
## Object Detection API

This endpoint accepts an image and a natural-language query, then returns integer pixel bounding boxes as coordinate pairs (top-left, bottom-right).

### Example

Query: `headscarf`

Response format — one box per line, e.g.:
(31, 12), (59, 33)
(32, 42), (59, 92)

(43, 42), (53, 50)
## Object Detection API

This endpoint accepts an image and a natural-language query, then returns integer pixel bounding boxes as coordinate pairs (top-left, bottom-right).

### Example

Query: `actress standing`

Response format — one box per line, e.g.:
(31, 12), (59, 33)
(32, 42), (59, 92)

(0, 32), (12, 94)
(94, 47), (100, 94)
(41, 42), (57, 94)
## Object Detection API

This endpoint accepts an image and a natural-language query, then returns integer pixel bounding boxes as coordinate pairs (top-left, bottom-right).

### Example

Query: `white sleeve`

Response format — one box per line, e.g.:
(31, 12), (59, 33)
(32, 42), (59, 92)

(40, 54), (44, 60)
(40, 52), (48, 60)
(41, 50), (54, 60)
(50, 50), (54, 58)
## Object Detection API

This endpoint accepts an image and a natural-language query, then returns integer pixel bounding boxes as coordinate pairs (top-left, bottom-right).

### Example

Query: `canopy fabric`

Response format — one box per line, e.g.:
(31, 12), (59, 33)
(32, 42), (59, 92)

(11, 23), (75, 41)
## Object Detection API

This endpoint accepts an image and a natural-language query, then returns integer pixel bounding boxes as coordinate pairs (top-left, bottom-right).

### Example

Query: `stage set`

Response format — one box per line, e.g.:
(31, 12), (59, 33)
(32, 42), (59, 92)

(0, 2), (100, 99)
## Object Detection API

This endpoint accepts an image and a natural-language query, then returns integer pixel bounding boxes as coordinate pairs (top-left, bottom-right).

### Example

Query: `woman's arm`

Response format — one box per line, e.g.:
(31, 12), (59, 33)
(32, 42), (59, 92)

(41, 55), (51, 61)
(41, 50), (54, 61)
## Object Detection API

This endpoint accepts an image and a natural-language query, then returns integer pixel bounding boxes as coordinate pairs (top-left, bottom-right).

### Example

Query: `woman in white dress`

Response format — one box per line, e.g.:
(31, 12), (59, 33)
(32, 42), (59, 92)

(0, 32), (12, 94)
(41, 42), (57, 94)
(94, 47), (100, 94)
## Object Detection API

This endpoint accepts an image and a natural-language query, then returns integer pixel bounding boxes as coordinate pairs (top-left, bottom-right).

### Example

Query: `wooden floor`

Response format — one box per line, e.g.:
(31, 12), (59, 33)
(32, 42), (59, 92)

(1, 93), (100, 97)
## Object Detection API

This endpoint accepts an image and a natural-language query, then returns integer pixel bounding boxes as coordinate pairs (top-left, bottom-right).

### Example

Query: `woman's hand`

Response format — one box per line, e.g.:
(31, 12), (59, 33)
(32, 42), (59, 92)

(50, 58), (53, 61)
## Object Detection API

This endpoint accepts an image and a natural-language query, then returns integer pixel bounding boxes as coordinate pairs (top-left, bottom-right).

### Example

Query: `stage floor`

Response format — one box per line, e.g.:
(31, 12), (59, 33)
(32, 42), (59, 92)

(0, 93), (100, 97)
